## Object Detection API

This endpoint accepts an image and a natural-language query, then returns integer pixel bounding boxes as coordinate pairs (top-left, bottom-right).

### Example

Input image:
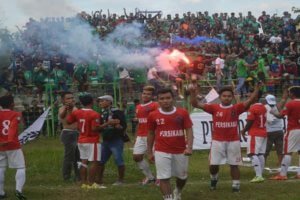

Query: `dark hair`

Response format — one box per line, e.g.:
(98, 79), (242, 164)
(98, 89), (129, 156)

(157, 88), (174, 97)
(143, 85), (155, 93)
(289, 86), (300, 98)
(218, 87), (234, 95)
(60, 91), (73, 99)
(79, 94), (93, 106)
(0, 95), (14, 108)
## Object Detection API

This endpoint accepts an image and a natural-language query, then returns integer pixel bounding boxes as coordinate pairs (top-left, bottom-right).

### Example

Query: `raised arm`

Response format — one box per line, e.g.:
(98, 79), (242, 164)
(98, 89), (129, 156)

(277, 87), (289, 111)
(242, 83), (262, 110)
(189, 85), (206, 109)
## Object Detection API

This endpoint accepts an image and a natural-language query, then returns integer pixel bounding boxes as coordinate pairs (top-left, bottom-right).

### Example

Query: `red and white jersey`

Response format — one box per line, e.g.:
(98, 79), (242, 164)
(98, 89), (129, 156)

(281, 99), (300, 131)
(67, 108), (100, 143)
(0, 109), (22, 151)
(204, 103), (246, 141)
(136, 101), (159, 137)
(147, 107), (193, 154)
(247, 103), (267, 137)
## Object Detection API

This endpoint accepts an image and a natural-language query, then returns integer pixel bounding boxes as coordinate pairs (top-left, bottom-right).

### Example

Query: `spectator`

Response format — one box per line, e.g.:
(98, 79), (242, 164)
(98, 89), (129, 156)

(58, 91), (80, 182)
(97, 95), (127, 186)
(32, 62), (47, 102)
(147, 66), (163, 96)
(215, 53), (225, 91)
(118, 66), (133, 100)
(73, 63), (88, 92)
(51, 64), (68, 92)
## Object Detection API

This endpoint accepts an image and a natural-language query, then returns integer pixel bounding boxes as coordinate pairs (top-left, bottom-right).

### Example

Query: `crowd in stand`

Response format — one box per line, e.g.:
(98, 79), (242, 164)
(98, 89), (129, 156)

(0, 9), (300, 102)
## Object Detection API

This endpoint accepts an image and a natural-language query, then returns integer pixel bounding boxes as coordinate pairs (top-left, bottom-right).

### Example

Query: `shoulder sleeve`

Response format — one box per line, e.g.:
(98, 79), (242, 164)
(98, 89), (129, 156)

(247, 106), (256, 121)
(182, 109), (193, 129)
(235, 103), (246, 115)
(147, 113), (156, 131)
(91, 112), (100, 128)
(203, 104), (215, 114)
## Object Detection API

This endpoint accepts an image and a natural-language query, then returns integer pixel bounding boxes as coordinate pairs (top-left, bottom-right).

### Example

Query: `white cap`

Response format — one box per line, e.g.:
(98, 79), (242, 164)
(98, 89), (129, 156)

(98, 95), (113, 102)
(265, 94), (276, 105)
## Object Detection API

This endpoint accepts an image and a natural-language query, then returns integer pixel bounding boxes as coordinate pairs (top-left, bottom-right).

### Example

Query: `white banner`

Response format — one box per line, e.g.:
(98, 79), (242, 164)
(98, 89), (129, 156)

(190, 111), (287, 150)
(18, 107), (50, 145)
(204, 88), (219, 103)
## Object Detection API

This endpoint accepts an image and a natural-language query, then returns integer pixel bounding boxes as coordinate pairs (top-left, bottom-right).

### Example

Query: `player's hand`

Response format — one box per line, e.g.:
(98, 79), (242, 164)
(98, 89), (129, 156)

(108, 119), (120, 125)
(114, 124), (123, 129)
(148, 152), (155, 164)
(184, 148), (193, 156)
(256, 81), (264, 89)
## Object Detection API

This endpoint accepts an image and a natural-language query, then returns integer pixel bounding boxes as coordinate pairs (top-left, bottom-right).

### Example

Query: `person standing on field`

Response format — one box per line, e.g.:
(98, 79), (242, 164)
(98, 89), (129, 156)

(58, 91), (80, 182)
(148, 88), (193, 200)
(190, 83), (262, 192)
(264, 93), (288, 166)
(241, 90), (267, 183)
(133, 86), (159, 185)
(67, 94), (103, 189)
(0, 95), (27, 200)
(270, 86), (300, 180)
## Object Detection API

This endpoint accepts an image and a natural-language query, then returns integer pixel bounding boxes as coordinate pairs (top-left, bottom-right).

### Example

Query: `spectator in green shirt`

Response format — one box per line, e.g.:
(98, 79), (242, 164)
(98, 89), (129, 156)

(235, 54), (251, 96)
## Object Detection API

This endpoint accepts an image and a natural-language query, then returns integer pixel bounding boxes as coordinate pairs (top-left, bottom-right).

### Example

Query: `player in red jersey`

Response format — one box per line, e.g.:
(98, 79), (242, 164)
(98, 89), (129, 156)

(147, 88), (193, 200)
(0, 95), (27, 200)
(270, 86), (300, 180)
(133, 86), (159, 185)
(67, 94), (103, 189)
(240, 91), (267, 183)
(190, 83), (262, 192)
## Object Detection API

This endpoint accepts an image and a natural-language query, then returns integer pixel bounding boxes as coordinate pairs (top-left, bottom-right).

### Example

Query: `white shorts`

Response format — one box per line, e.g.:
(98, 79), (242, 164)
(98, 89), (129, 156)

(133, 136), (147, 155)
(155, 151), (188, 180)
(209, 140), (242, 165)
(78, 143), (101, 161)
(247, 136), (267, 155)
(283, 129), (300, 154)
(0, 149), (25, 169)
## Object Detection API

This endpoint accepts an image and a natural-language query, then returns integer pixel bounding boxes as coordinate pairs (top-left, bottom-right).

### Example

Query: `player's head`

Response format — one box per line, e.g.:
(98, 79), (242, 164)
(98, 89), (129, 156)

(79, 93), (93, 107)
(218, 87), (234, 106)
(157, 88), (174, 110)
(288, 86), (300, 99)
(98, 95), (113, 108)
(61, 91), (74, 105)
(142, 85), (155, 103)
(0, 95), (14, 109)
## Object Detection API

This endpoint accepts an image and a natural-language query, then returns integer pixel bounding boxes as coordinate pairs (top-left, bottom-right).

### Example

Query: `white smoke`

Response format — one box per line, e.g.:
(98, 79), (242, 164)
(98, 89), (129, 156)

(6, 17), (162, 68)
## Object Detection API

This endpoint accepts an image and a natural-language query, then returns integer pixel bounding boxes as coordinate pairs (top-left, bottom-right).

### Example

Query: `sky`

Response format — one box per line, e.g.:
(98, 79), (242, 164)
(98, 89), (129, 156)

(0, 0), (299, 32)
